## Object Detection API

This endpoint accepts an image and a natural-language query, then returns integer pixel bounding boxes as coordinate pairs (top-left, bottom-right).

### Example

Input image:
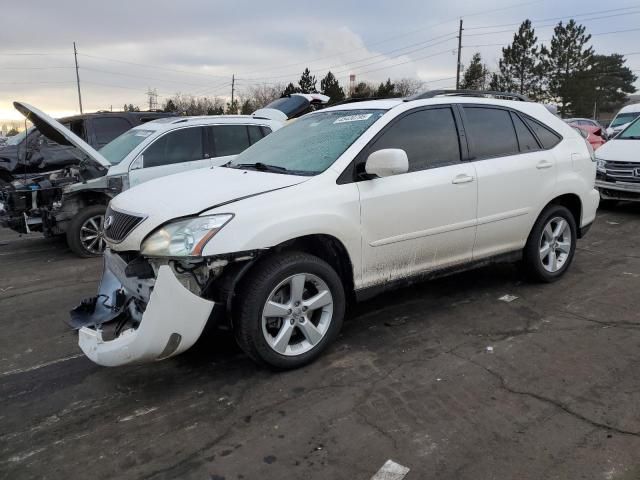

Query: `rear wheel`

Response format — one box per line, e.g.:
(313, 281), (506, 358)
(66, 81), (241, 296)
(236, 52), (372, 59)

(523, 204), (577, 283)
(234, 252), (345, 369)
(66, 204), (107, 257)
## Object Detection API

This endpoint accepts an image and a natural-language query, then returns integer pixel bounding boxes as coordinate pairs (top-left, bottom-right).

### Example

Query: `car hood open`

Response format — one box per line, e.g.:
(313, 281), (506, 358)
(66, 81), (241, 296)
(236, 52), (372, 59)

(108, 166), (309, 246)
(13, 102), (112, 170)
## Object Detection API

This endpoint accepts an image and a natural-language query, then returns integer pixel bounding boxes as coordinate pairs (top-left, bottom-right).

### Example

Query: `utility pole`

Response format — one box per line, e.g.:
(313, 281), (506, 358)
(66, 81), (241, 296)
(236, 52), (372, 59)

(231, 74), (235, 112)
(146, 88), (158, 110)
(73, 42), (83, 114)
(455, 19), (463, 89)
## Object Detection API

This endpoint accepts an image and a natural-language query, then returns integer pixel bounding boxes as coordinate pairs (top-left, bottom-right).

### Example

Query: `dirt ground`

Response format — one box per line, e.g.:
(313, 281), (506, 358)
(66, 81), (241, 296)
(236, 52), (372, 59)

(1, 204), (639, 480)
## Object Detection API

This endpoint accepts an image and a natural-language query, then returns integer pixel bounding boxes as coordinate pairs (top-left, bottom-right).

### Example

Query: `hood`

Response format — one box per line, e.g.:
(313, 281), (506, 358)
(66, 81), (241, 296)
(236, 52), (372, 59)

(13, 102), (111, 169)
(109, 166), (309, 244)
(607, 122), (630, 135)
(596, 138), (640, 162)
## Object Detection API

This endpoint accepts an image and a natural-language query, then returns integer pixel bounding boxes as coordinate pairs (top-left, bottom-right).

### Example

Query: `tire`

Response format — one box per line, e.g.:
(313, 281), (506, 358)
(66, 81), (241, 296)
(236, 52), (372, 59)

(66, 204), (107, 257)
(523, 204), (577, 283)
(234, 252), (345, 370)
(599, 198), (618, 209)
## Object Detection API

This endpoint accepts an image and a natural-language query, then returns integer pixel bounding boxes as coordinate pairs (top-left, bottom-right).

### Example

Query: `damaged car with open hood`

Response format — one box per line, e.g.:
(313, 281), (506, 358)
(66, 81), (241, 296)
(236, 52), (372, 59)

(0, 95), (328, 256)
(69, 90), (599, 369)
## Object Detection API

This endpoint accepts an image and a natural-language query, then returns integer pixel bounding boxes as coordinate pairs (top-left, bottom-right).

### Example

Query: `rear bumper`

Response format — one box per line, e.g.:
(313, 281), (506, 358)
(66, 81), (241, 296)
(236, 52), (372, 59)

(72, 250), (214, 367)
(596, 180), (640, 201)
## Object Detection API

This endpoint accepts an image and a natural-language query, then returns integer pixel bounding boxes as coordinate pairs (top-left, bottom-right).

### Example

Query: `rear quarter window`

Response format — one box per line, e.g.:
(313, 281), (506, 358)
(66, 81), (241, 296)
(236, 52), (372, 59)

(523, 116), (561, 149)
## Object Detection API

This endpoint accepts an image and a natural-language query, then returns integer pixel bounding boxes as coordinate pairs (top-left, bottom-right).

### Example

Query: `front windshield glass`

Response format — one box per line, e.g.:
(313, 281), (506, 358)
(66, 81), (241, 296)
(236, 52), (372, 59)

(228, 109), (386, 175)
(99, 129), (155, 165)
(5, 127), (33, 146)
(617, 117), (640, 140)
(611, 112), (640, 128)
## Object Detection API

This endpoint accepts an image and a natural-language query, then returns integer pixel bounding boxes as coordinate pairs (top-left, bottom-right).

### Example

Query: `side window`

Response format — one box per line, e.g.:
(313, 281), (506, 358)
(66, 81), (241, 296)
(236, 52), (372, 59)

(370, 107), (460, 172)
(67, 119), (86, 140)
(463, 107), (519, 159)
(143, 127), (203, 168)
(93, 117), (132, 146)
(511, 113), (540, 152)
(523, 116), (562, 149)
(260, 126), (272, 137)
(211, 125), (250, 157)
(248, 125), (264, 145)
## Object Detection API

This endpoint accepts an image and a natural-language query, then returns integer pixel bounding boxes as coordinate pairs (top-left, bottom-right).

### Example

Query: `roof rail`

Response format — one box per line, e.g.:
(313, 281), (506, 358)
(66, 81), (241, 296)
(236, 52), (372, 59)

(406, 89), (530, 102)
(330, 96), (393, 106)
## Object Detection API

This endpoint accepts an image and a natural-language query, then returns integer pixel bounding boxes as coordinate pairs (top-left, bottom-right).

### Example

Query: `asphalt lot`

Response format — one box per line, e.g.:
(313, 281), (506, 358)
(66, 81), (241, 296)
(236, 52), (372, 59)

(1, 205), (639, 480)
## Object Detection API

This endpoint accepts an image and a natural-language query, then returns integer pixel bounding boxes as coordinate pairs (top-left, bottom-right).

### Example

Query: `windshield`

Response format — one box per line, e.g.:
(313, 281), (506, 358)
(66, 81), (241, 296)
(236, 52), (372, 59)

(99, 129), (154, 165)
(228, 109), (386, 175)
(5, 127), (33, 146)
(611, 112), (640, 128)
(617, 117), (640, 140)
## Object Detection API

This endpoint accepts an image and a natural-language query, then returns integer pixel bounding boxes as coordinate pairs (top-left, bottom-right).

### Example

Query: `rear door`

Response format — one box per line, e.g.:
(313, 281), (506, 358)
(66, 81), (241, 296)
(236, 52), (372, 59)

(461, 105), (559, 259)
(357, 106), (478, 287)
(128, 126), (205, 187)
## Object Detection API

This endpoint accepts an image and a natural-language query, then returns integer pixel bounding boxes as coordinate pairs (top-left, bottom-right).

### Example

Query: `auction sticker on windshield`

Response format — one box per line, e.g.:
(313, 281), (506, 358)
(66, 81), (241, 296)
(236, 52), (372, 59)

(333, 113), (373, 124)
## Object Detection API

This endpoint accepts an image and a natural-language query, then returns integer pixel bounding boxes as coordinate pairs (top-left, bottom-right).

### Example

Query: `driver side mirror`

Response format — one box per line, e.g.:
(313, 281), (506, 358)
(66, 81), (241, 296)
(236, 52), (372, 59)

(365, 149), (409, 178)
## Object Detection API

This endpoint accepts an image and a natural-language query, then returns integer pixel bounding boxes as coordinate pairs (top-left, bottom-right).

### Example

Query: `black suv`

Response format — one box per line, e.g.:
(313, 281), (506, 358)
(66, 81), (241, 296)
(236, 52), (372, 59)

(0, 111), (175, 185)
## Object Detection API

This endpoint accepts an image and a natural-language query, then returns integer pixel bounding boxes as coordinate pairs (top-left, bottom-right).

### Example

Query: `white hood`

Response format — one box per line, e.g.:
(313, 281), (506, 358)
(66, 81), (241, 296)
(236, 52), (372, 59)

(13, 102), (111, 169)
(596, 138), (640, 163)
(109, 166), (309, 248)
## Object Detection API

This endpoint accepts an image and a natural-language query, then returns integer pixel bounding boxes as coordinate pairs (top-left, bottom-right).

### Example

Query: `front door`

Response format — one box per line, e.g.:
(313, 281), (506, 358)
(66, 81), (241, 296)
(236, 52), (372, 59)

(128, 126), (206, 187)
(357, 106), (478, 289)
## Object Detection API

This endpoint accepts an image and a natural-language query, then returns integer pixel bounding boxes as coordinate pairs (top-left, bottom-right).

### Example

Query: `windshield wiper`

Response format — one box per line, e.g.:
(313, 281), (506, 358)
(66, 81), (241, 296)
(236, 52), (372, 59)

(230, 162), (290, 173)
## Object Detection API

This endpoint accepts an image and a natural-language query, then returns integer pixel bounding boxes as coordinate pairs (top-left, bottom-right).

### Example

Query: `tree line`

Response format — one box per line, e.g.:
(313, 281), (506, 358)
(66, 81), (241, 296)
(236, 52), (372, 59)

(156, 18), (635, 118)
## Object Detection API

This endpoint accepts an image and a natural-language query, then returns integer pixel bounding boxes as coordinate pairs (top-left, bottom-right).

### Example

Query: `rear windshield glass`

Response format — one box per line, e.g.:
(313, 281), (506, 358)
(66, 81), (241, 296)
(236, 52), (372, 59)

(99, 129), (155, 165)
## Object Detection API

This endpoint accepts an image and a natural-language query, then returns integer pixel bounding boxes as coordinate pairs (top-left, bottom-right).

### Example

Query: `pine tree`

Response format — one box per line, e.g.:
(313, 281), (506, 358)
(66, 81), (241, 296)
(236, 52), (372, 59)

(376, 78), (396, 97)
(225, 99), (239, 115)
(352, 82), (374, 98)
(163, 99), (177, 113)
(282, 82), (299, 96)
(320, 71), (345, 104)
(491, 20), (544, 99)
(240, 99), (254, 115)
(543, 20), (594, 115)
(298, 68), (318, 93)
(459, 53), (489, 90)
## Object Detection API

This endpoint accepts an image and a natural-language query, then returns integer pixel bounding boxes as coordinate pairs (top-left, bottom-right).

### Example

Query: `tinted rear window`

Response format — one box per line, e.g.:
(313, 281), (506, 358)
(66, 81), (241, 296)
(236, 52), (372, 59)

(210, 125), (251, 157)
(523, 116), (561, 149)
(511, 113), (540, 152)
(463, 107), (519, 158)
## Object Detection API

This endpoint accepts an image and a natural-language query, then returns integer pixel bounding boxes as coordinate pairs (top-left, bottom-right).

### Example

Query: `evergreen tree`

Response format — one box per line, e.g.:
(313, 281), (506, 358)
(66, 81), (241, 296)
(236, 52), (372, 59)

(320, 71), (345, 104)
(281, 82), (299, 96)
(376, 78), (396, 97)
(298, 68), (318, 93)
(163, 99), (177, 113)
(570, 54), (637, 117)
(491, 20), (544, 99)
(240, 99), (254, 115)
(460, 53), (489, 90)
(543, 20), (594, 115)
(352, 82), (374, 98)
(225, 99), (239, 115)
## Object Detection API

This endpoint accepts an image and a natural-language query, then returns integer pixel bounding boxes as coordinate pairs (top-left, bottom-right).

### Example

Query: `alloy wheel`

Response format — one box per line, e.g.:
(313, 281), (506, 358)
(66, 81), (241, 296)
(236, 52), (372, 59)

(261, 273), (334, 356)
(539, 216), (572, 273)
(80, 214), (106, 255)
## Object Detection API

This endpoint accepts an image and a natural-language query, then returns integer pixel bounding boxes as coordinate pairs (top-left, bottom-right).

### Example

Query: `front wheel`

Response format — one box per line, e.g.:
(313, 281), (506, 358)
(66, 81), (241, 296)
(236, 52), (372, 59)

(523, 204), (577, 283)
(66, 204), (107, 257)
(234, 252), (345, 369)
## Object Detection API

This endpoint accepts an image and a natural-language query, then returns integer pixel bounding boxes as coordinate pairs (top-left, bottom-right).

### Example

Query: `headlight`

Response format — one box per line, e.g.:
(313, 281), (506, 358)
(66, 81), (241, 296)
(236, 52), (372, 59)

(141, 214), (233, 257)
(595, 158), (606, 172)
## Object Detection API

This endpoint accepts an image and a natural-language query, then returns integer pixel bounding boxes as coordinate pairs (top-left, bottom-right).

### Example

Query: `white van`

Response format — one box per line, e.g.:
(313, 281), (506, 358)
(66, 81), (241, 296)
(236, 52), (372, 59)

(606, 103), (640, 137)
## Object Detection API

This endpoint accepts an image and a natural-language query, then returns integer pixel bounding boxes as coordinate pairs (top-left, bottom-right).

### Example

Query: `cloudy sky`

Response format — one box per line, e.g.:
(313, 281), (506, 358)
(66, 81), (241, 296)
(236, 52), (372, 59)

(1, 0), (639, 121)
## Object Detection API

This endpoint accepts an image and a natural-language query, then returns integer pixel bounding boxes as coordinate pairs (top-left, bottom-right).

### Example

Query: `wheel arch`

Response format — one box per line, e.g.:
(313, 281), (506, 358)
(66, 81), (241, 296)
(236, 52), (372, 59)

(546, 193), (583, 237)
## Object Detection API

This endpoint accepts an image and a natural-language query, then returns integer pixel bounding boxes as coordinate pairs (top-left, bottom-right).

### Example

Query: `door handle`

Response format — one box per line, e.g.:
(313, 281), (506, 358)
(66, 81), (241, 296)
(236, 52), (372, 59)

(452, 174), (474, 184)
(536, 160), (553, 169)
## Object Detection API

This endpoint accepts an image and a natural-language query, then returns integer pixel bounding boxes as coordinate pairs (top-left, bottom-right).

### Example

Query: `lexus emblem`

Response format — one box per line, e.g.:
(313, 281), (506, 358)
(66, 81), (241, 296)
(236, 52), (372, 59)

(104, 215), (113, 229)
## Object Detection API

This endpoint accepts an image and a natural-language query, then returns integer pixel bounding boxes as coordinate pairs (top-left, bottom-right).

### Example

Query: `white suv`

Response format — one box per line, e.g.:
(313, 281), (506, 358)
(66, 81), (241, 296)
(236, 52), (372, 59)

(70, 90), (599, 369)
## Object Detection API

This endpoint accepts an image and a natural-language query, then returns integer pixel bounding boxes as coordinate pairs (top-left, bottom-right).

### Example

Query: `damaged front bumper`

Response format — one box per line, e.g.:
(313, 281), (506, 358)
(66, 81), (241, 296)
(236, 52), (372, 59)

(70, 249), (214, 367)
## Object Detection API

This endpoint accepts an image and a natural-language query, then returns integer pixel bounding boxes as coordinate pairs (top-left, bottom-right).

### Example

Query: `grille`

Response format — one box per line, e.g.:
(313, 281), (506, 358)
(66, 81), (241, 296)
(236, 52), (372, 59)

(603, 160), (640, 183)
(104, 206), (145, 242)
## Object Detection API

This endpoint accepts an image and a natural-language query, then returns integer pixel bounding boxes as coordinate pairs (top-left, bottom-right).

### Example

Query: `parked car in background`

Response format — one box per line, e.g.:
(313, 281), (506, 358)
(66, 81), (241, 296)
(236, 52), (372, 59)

(0, 110), (175, 185)
(606, 103), (640, 138)
(566, 117), (608, 138)
(69, 90), (598, 369)
(0, 95), (328, 256)
(0, 134), (7, 147)
(595, 116), (640, 206)
(570, 124), (606, 150)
